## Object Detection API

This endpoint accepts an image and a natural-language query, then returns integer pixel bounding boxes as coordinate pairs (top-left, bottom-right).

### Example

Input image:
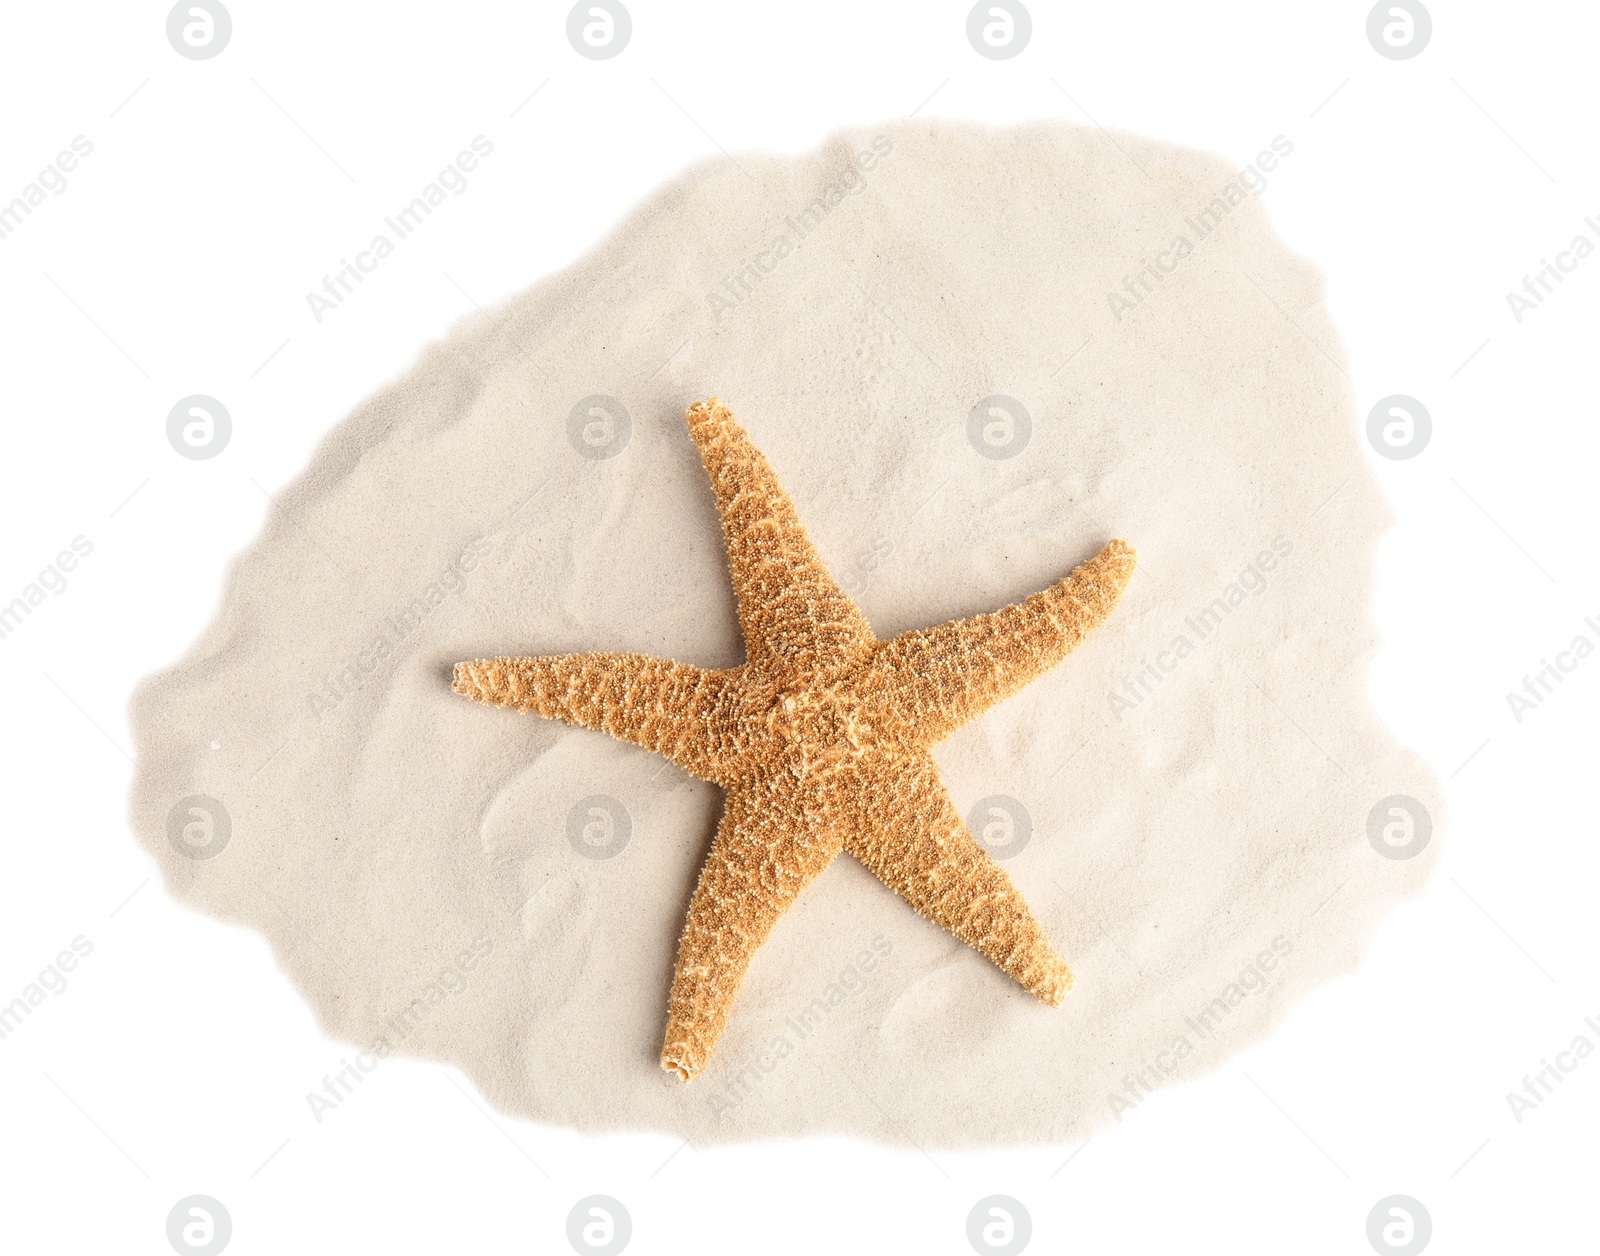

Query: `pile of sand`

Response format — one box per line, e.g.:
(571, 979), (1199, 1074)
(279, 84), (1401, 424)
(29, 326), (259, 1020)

(129, 120), (1436, 1146)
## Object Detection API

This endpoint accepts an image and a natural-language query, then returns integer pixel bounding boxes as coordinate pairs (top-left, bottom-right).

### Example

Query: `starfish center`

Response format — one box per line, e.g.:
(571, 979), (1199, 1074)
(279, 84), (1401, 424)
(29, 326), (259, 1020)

(765, 681), (873, 777)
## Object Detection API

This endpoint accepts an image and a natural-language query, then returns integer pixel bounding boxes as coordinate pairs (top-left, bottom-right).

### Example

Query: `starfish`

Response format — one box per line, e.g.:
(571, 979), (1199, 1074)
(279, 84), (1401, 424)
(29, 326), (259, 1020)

(454, 398), (1135, 1081)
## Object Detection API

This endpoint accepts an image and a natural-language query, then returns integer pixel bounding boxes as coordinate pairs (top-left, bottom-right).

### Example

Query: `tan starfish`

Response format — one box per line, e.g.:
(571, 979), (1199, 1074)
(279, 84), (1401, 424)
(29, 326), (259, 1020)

(454, 398), (1135, 1081)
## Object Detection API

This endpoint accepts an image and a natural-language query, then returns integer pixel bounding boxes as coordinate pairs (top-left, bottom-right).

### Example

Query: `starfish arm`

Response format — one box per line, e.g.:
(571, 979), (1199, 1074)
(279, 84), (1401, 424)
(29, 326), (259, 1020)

(685, 397), (875, 683)
(868, 538), (1136, 745)
(661, 776), (841, 1080)
(840, 752), (1072, 1005)
(452, 653), (742, 782)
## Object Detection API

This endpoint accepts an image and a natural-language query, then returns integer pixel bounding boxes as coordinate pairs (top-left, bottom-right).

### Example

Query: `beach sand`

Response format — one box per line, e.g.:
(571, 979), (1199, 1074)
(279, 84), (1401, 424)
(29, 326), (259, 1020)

(128, 119), (1438, 1147)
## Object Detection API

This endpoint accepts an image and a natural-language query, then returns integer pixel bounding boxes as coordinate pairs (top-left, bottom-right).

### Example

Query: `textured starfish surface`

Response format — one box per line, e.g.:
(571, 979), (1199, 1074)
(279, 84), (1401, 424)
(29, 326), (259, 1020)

(454, 398), (1136, 1081)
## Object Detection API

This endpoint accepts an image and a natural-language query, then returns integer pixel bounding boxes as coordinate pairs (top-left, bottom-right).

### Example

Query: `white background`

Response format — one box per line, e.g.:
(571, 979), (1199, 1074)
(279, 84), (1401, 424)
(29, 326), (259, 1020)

(1, 1), (1596, 1252)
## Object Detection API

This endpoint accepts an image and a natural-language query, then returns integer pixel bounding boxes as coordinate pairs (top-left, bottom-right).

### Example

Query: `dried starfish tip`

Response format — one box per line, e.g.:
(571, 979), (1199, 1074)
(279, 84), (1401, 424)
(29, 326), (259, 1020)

(863, 536), (1139, 747)
(659, 781), (842, 1081)
(452, 653), (744, 783)
(684, 394), (731, 431)
(841, 752), (1075, 1010)
(1025, 953), (1075, 1007)
(453, 656), (559, 709)
(451, 659), (498, 702)
(681, 397), (875, 683)
(1064, 537), (1137, 612)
